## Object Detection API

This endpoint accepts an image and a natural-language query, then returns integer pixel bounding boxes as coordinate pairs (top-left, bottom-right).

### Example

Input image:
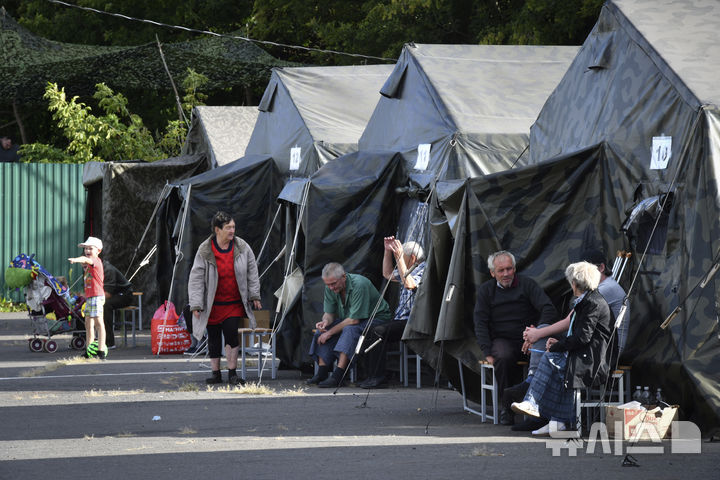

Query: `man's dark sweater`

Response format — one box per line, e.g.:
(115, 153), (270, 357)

(473, 274), (557, 357)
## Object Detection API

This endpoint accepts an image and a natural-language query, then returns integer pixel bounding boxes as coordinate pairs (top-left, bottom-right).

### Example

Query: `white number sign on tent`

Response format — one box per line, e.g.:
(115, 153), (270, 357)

(650, 135), (671, 170)
(289, 147), (302, 171)
(415, 143), (431, 171)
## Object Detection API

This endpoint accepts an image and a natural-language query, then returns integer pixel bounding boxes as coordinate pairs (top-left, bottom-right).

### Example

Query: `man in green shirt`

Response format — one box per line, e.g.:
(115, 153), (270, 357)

(307, 262), (392, 388)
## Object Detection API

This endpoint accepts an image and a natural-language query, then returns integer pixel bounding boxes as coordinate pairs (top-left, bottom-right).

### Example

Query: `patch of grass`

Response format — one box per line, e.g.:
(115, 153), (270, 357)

(30, 393), (57, 400)
(83, 434), (95, 440)
(84, 389), (104, 397)
(116, 431), (136, 437)
(207, 382), (274, 395)
(279, 385), (307, 396)
(57, 356), (98, 366)
(237, 382), (274, 395)
(177, 382), (200, 392)
(19, 361), (61, 377)
(106, 389), (145, 396)
(179, 426), (197, 435)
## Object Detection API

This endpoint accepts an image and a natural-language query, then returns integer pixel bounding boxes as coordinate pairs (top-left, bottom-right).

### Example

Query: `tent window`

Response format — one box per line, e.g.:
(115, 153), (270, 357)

(588, 32), (613, 70)
(380, 63), (408, 99)
(622, 192), (673, 255)
(258, 82), (278, 112)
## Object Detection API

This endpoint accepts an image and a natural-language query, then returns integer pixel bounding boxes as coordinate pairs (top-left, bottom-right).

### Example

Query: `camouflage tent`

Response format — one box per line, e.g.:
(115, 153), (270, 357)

(0, 8), (290, 103)
(82, 155), (210, 326)
(182, 106), (260, 168)
(408, 0), (720, 434)
(245, 64), (394, 177)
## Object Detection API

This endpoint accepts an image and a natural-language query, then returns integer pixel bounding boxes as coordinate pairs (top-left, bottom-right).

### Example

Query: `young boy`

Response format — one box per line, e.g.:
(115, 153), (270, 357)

(69, 237), (106, 359)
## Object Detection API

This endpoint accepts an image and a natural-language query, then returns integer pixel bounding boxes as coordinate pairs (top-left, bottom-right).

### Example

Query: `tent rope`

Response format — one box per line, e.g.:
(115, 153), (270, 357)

(124, 182), (172, 277)
(255, 179), (312, 383)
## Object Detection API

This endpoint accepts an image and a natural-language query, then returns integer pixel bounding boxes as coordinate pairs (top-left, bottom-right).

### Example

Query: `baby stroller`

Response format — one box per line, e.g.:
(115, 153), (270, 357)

(5, 253), (87, 353)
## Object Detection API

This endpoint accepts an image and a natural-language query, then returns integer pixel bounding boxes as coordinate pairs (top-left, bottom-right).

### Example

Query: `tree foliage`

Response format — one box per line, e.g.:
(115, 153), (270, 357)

(248, 0), (603, 64)
(20, 69), (209, 163)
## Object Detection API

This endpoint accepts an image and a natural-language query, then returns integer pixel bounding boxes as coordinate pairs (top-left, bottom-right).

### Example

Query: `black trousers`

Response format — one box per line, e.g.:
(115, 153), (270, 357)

(489, 337), (525, 401)
(365, 320), (407, 379)
(103, 291), (134, 347)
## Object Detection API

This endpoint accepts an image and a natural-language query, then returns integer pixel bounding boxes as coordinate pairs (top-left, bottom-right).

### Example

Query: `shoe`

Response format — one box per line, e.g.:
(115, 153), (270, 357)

(532, 420), (567, 436)
(206, 371), (223, 385)
(306, 372), (328, 385)
(318, 367), (345, 388)
(85, 341), (99, 358)
(511, 417), (547, 432)
(359, 376), (387, 389)
(499, 408), (514, 426)
(318, 376), (343, 388)
(511, 401), (540, 418)
(98, 350), (107, 360)
(107, 345), (117, 350)
(307, 365), (330, 385)
(228, 372), (245, 386)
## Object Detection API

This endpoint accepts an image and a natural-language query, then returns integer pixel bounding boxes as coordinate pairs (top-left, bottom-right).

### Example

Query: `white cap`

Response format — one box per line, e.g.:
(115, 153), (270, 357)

(78, 236), (103, 251)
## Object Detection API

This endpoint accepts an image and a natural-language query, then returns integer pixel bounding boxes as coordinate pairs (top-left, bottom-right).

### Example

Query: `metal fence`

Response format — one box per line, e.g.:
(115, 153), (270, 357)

(1, 163), (86, 302)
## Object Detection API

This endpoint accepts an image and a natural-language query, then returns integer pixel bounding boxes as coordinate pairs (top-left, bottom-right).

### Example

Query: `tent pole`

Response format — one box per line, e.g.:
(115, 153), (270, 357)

(157, 184), (192, 356)
(257, 181), (311, 382)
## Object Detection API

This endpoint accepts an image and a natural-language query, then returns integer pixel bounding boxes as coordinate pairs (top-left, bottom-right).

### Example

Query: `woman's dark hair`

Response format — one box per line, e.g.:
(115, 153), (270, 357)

(211, 211), (234, 233)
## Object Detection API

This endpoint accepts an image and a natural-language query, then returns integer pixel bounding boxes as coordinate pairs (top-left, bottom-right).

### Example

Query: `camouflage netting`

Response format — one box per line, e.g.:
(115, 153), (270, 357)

(0, 8), (293, 103)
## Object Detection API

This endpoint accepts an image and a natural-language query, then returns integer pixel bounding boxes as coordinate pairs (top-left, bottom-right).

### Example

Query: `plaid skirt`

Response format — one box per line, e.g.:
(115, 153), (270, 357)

(524, 351), (575, 423)
(84, 295), (105, 318)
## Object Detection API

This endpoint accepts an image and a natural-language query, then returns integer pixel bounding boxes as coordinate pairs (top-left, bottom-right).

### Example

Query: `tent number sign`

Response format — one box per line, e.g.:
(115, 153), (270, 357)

(290, 147), (302, 171)
(415, 143), (431, 171)
(650, 135), (671, 170)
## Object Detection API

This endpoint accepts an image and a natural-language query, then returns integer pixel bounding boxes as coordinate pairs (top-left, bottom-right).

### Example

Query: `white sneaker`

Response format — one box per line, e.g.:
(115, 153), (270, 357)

(532, 420), (567, 436)
(511, 401), (540, 418)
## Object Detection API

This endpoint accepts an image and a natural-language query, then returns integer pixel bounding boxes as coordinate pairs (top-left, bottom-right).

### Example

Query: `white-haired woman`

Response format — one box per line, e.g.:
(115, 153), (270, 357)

(511, 261), (613, 434)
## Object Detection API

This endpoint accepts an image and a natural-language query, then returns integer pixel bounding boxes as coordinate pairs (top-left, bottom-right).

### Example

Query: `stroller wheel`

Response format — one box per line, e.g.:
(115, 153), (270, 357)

(44, 340), (58, 353)
(71, 336), (86, 350)
(29, 338), (44, 352)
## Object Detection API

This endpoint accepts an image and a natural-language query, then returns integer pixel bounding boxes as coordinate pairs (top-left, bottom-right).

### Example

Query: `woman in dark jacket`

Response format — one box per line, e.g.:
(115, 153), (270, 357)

(511, 261), (612, 434)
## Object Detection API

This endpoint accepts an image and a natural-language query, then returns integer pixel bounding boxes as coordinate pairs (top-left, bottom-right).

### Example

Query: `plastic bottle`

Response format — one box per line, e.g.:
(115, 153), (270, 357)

(655, 388), (664, 407)
(641, 386), (652, 405)
(632, 386), (643, 403)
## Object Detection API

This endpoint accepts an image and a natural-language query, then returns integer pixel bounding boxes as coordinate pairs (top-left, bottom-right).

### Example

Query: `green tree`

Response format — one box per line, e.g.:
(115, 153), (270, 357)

(19, 69), (208, 163)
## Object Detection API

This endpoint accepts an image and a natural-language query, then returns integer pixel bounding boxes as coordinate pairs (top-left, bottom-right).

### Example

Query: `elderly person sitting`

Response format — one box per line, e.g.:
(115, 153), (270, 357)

(511, 261), (612, 435)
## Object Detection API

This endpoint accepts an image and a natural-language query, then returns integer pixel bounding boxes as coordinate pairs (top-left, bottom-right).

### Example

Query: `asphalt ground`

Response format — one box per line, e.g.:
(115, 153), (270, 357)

(0, 312), (717, 480)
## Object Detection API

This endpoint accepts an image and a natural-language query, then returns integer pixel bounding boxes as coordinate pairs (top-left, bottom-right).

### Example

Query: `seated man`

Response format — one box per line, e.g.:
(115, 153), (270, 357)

(360, 237), (425, 389)
(102, 260), (134, 349)
(307, 262), (392, 388)
(474, 250), (557, 425)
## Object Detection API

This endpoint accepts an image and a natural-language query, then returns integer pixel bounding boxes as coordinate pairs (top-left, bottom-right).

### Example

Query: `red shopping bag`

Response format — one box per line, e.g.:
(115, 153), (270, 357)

(151, 301), (192, 354)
